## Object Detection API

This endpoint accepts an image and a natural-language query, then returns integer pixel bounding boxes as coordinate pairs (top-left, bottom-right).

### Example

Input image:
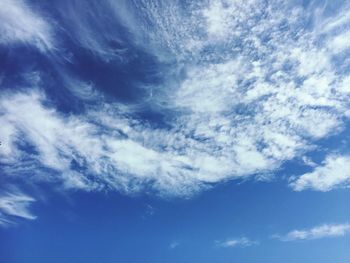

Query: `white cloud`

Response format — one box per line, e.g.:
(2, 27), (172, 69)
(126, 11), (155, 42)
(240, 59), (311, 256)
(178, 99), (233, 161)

(216, 237), (258, 248)
(0, 0), (53, 50)
(277, 224), (350, 241)
(319, 7), (350, 34)
(301, 156), (317, 167)
(0, 190), (36, 226)
(202, 0), (266, 40)
(291, 154), (350, 191)
(328, 30), (350, 54)
(1, 1), (350, 197)
(0, 90), (206, 196)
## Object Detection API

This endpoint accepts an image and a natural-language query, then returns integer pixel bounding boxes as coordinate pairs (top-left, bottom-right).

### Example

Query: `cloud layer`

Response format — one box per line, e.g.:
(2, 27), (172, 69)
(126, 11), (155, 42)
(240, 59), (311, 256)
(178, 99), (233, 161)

(0, 0), (350, 198)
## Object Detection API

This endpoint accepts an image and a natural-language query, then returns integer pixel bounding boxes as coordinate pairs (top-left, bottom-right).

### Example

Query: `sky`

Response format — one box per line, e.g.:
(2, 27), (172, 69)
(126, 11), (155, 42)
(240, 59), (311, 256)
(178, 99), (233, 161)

(1, 0), (350, 262)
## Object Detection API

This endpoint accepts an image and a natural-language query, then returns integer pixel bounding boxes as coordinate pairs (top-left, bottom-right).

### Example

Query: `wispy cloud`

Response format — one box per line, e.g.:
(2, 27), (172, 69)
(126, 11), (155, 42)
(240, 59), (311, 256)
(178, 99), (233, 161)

(0, 89), (207, 196)
(1, 0), (350, 197)
(216, 237), (258, 248)
(0, 0), (53, 50)
(0, 190), (36, 227)
(291, 154), (350, 191)
(276, 224), (350, 241)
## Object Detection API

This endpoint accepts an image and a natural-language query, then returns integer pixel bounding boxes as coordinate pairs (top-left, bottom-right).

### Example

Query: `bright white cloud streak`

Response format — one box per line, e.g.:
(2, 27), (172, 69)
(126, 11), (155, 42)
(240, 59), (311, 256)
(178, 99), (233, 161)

(277, 224), (350, 241)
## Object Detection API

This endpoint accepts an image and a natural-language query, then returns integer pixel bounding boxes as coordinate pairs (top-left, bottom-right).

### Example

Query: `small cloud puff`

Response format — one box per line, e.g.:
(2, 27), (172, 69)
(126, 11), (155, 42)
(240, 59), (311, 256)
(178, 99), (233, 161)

(169, 241), (180, 249)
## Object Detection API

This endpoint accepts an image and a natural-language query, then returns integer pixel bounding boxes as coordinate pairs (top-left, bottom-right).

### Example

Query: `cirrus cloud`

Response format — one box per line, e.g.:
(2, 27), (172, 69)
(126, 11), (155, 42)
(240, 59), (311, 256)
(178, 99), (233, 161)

(1, 0), (350, 199)
(0, 190), (36, 227)
(0, 0), (53, 50)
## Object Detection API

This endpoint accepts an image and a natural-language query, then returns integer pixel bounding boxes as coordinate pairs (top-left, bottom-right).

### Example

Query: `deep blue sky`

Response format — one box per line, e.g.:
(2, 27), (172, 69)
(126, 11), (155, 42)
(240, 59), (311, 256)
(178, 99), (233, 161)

(1, 0), (350, 262)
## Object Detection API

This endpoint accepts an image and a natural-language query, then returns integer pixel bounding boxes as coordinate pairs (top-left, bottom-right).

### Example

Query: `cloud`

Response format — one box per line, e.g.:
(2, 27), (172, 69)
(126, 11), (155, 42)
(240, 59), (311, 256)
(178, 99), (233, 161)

(50, 0), (129, 61)
(276, 224), (350, 241)
(169, 241), (179, 249)
(0, 89), (206, 196)
(319, 4), (350, 34)
(0, 190), (36, 227)
(216, 237), (258, 248)
(291, 154), (350, 191)
(123, 0), (204, 58)
(328, 30), (350, 54)
(142, 204), (155, 219)
(1, 1), (350, 198)
(0, 0), (53, 50)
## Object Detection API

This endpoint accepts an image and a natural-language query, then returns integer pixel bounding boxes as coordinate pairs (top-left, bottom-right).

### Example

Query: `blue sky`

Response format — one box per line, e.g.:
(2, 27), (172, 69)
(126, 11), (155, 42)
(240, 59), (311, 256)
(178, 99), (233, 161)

(1, 0), (350, 262)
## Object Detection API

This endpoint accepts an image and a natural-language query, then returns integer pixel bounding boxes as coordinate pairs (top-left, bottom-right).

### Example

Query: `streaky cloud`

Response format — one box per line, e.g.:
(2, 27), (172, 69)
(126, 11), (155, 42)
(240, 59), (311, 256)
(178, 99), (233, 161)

(0, 0), (53, 50)
(0, 189), (36, 227)
(276, 223), (350, 241)
(216, 237), (258, 248)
